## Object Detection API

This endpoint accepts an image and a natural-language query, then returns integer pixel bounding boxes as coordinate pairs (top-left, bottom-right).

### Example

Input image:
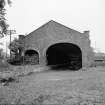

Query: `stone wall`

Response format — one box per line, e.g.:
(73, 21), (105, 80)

(22, 20), (94, 67)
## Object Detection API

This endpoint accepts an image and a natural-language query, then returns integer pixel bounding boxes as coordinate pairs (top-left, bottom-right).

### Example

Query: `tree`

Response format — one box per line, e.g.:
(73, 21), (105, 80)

(0, 48), (3, 58)
(0, 48), (7, 62)
(0, 0), (12, 37)
(8, 37), (24, 59)
(8, 36), (25, 65)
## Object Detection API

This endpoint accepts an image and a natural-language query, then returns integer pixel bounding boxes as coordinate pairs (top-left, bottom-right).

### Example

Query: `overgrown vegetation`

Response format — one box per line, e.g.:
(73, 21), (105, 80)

(8, 37), (25, 65)
(0, 48), (9, 69)
(9, 38), (24, 58)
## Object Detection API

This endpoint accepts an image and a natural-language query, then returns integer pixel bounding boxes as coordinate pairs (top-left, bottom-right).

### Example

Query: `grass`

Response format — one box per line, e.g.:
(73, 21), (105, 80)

(1, 80), (104, 105)
(0, 65), (105, 104)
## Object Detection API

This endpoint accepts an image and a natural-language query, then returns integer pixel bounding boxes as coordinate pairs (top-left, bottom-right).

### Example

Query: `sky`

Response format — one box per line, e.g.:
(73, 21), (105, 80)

(0, 0), (105, 53)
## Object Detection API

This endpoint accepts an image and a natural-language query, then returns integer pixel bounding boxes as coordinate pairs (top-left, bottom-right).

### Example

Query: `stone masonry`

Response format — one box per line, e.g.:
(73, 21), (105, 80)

(20, 20), (94, 68)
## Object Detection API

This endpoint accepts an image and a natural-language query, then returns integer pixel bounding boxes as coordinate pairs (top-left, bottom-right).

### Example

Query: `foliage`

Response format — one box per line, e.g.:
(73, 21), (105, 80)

(0, 0), (12, 37)
(0, 48), (10, 69)
(0, 48), (4, 59)
(8, 37), (24, 59)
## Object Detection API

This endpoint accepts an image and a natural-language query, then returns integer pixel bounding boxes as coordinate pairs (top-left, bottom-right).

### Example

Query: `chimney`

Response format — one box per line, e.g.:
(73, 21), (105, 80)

(83, 30), (90, 37)
(19, 35), (25, 40)
(84, 30), (90, 34)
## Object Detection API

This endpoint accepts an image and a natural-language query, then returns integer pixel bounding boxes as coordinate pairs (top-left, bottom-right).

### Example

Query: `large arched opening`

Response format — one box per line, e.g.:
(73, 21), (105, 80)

(24, 49), (39, 65)
(46, 43), (82, 70)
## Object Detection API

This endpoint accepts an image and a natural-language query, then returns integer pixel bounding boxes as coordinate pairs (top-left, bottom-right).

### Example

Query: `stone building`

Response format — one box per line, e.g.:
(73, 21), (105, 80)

(20, 20), (94, 70)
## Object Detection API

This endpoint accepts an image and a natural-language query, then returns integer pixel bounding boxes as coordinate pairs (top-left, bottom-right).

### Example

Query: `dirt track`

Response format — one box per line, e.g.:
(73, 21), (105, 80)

(0, 67), (105, 104)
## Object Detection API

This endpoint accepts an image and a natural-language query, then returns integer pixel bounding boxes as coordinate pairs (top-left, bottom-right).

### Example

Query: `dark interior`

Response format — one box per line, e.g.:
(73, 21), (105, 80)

(46, 43), (82, 70)
(25, 50), (38, 56)
(24, 50), (39, 65)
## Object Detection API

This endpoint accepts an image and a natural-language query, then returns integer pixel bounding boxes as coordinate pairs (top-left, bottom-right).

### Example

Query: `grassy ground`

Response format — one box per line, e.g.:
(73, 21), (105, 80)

(0, 66), (105, 104)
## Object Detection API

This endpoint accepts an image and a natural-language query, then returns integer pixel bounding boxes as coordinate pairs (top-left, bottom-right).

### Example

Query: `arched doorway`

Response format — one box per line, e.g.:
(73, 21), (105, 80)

(24, 49), (39, 65)
(46, 43), (82, 70)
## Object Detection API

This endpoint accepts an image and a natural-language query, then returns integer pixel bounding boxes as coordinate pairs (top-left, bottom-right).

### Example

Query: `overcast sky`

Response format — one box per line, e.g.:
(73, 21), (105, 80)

(0, 0), (105, 53)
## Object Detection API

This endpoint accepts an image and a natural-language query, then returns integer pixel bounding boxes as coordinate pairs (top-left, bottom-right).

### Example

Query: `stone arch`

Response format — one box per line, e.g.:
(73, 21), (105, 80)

(24, 49), (39, 65)
(46, 43), (82, 70)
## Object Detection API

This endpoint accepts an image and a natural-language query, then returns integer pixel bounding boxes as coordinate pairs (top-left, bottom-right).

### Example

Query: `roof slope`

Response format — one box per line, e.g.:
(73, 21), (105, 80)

(47, 20), (82, 34)
(25, 20), (82, 38)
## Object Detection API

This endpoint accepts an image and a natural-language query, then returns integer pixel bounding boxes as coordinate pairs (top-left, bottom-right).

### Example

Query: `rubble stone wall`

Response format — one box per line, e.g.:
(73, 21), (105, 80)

(22, 21), (94, 67)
